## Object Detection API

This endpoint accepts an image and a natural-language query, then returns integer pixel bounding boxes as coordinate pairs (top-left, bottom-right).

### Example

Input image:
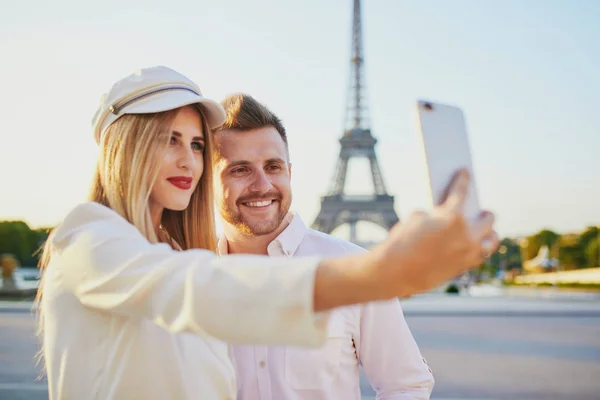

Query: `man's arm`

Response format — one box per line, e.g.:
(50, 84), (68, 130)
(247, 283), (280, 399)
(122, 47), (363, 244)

(357, 299), (434, 400)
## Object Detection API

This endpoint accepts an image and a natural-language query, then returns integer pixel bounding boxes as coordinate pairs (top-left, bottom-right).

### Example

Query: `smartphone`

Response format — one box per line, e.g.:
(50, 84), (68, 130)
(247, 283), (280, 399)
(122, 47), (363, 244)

(415, 99), (481, 219)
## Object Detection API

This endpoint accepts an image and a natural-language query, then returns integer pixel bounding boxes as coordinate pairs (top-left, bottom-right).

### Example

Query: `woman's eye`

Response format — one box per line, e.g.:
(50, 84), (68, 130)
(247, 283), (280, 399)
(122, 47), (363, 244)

(192, 142), (205, 151)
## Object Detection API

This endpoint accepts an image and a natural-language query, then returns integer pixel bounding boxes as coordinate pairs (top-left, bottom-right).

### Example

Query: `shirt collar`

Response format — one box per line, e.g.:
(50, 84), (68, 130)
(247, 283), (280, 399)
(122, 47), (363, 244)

(217, 213), (307, 257)
(216, 233), (229, 256)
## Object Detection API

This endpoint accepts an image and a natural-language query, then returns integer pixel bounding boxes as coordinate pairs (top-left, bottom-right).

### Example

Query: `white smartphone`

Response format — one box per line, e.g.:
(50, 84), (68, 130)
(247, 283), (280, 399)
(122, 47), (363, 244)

(415, 99), (481, 219)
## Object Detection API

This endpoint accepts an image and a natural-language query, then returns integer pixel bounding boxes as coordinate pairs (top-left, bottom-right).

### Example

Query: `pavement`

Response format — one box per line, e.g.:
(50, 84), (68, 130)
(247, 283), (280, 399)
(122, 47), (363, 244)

(400, 293), (600, 317)
(0, 301), (36, 314)
(1, 288), (599, 399)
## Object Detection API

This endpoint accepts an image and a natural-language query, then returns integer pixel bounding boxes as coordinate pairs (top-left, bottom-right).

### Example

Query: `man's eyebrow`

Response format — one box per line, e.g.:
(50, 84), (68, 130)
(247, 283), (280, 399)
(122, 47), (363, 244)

(265, 158), (286, 164)
(224, 158), (286, 169)
(226, 160), (251, 168)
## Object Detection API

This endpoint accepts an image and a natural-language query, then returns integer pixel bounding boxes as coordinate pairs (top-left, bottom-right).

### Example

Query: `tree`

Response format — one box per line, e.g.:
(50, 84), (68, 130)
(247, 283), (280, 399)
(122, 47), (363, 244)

(522, 229), (560, 262)
(578, 226), (599, 246)
(585, 240), (599, 269)
(538, 229), (560, 249)
(559, 243), (586, 269)
(578, 226), (599, 268)
(490, 238), (522, 271)
(0, 221), (51, 266)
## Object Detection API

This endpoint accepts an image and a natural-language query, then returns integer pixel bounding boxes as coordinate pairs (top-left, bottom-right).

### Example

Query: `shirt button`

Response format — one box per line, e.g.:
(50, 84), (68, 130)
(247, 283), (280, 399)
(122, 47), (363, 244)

(259, 361), (266, 368)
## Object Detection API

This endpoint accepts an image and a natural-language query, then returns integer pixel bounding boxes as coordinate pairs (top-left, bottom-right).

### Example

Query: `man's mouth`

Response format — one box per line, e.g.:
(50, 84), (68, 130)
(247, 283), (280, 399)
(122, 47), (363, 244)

(238, 198), (278, 211)
(245, 200), (273, 207)
(241, 199), (277, 210)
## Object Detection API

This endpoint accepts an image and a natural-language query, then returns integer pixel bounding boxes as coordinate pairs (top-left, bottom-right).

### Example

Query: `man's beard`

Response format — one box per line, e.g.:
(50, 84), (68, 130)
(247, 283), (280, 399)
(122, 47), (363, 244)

(221, 190), (291, 236)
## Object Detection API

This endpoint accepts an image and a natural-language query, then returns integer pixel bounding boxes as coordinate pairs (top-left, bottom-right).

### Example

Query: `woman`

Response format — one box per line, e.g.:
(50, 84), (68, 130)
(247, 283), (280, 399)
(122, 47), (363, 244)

(37, 66), (497, 399)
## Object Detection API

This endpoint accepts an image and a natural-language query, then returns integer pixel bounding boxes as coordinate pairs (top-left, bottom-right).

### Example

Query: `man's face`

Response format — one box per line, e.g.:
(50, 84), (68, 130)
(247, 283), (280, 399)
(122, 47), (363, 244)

(214, 126), (291, 236)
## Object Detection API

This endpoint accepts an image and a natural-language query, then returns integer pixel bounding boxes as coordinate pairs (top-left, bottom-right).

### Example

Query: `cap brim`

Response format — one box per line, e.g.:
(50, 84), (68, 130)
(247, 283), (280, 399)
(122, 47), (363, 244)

(124, 90), (226, 129)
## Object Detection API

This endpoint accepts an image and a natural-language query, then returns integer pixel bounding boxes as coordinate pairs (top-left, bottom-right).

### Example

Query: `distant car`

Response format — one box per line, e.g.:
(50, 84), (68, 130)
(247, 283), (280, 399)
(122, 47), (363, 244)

(16, 268), (41, 281)
(445, 280), (461, 294)
(443, 274), (471, 294)
(0, 268), (41, 290)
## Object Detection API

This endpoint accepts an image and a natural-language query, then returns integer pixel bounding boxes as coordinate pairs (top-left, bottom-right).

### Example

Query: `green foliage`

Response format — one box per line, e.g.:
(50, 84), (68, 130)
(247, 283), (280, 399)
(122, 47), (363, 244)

(579, 226), (600, 268)
(0, 221), (50, 266)
(558, 242), (586, 269)
(518, 225), (599, 270)
(521, 229), (560, 261)
(0, 216), (597, 272)
(585, 239), (599, 269)
(491, 238), (522, 269)
(538, 229), (560, 249)
(474, 262), (498, 281)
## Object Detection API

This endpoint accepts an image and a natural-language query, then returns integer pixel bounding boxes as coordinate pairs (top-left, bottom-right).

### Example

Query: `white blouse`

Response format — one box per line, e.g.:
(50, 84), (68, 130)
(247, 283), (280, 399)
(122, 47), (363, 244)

(40, 202), (329, 399)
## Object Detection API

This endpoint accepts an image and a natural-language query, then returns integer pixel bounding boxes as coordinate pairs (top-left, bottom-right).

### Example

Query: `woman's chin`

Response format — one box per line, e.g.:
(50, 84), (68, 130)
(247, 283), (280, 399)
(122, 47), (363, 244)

(165, 200), (191, 212)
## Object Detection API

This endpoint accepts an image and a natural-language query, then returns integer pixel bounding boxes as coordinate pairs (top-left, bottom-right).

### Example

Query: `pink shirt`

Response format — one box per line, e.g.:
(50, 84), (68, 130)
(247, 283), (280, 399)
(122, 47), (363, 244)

(218, 213), (435, 400)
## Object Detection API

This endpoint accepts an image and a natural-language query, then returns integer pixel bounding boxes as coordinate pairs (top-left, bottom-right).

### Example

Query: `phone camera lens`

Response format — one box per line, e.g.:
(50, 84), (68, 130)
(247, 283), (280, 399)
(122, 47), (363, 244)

(423, 103), (433, 111)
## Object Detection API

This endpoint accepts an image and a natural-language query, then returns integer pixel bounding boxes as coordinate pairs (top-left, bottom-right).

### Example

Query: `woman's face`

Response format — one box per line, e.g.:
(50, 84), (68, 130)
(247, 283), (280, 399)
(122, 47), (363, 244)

(149, 105), (205, 219)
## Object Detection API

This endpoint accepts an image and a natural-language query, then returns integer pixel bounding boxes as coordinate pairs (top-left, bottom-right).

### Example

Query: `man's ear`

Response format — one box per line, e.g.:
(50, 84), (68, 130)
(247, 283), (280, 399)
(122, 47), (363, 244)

(288, 162), (292, 180)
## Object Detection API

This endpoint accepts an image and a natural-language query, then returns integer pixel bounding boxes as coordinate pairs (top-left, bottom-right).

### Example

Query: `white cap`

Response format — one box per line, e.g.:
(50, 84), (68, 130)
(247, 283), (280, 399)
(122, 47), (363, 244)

(91, 66), (226, 143)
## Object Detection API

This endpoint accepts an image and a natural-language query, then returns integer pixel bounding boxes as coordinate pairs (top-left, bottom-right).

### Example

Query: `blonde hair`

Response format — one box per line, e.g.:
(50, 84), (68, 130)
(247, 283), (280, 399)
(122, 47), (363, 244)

(35, 104), (217, 369)
(88, 104), (217, 250)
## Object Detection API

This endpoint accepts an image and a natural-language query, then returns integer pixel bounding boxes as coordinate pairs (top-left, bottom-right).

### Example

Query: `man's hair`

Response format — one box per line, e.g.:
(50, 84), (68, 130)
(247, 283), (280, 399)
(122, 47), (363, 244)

(218, 93), (289, 157)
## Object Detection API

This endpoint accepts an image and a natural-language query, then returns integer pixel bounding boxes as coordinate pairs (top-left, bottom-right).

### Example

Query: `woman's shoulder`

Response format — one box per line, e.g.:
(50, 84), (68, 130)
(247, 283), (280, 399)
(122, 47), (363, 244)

(60, 201), (125, 228)
(51, 202), (137, 247)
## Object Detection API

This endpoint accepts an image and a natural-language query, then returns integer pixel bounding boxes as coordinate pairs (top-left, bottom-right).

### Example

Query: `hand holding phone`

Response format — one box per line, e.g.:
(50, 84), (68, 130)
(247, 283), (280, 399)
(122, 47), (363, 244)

(415, 100), (481, 219)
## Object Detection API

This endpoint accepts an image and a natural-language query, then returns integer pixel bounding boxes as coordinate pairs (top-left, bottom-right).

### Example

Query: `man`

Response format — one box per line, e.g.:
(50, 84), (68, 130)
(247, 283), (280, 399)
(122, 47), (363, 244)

(212, 93), (436, 399)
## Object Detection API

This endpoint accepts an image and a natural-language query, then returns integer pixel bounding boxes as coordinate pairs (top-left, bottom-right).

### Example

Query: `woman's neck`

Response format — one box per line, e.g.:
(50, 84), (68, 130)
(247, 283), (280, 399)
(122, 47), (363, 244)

(149, 202), (164, 239)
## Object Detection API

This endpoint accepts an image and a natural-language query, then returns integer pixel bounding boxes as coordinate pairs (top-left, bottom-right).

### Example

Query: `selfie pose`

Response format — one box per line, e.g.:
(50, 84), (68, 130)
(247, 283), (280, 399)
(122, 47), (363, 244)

(37, 66), (497, 399)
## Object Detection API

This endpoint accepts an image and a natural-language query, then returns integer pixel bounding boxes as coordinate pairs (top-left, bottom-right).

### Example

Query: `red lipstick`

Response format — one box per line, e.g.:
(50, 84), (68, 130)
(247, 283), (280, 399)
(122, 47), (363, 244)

(167, 176), (192, 190)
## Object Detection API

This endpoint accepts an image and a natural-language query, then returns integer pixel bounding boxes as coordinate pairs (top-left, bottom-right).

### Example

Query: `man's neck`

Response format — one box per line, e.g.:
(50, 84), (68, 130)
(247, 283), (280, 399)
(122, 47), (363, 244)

(223, 217), (291, 255)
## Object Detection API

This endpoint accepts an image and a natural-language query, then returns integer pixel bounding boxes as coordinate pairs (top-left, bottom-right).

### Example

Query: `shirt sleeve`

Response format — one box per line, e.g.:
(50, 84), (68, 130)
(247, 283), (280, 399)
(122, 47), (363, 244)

(356, 299), (435, 400)
(49, 203), (328, 347)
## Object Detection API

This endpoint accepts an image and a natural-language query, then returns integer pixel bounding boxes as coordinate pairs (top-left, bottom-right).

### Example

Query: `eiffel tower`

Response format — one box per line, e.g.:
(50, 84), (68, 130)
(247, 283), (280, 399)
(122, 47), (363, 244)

(311, 0), (399, 244)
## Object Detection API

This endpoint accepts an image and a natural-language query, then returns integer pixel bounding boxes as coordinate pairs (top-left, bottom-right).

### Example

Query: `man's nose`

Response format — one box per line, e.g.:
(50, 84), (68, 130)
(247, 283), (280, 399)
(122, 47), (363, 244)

(249, 170), (273, 193)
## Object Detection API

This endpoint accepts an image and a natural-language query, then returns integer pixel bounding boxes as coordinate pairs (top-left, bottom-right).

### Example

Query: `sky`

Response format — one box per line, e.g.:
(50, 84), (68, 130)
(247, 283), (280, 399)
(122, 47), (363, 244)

(1, 0), (599, 240)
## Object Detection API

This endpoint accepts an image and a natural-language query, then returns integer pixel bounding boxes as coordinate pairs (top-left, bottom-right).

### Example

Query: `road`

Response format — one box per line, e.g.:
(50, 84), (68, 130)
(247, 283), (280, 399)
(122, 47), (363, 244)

(1, 294), (599, 399)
